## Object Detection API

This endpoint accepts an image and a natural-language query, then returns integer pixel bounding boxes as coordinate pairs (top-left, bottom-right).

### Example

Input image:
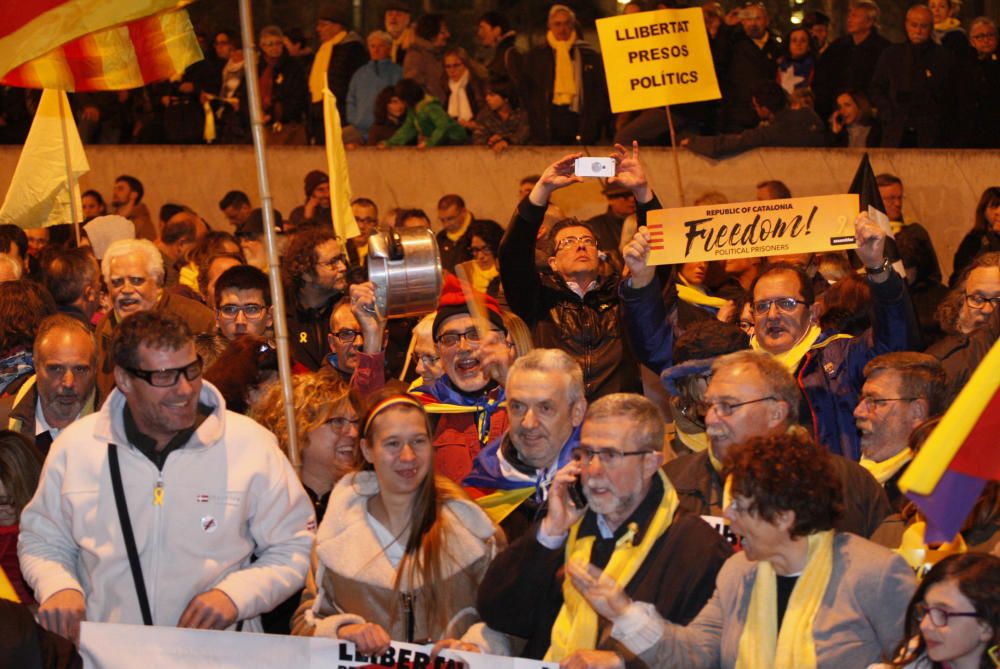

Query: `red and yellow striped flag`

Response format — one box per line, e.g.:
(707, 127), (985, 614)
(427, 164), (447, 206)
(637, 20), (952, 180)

(0, 1), (201, 92)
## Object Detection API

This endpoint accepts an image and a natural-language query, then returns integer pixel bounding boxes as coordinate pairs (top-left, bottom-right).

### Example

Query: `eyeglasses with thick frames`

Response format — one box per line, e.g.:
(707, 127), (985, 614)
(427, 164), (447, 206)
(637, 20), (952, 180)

(469, 245), (492, 256)
(752, 297), (809, 315)
(699, 396), (778, 417)
(965, 292), (1000, 310)
(125, 356), (203, 387)
(217, 304), (266, 320)
(572, 447), (653, 467)
(436, 328), (501, 348)
(554, 236), (598, 253)
(914, 602), (980, 627)
(331, 329), (362, 345)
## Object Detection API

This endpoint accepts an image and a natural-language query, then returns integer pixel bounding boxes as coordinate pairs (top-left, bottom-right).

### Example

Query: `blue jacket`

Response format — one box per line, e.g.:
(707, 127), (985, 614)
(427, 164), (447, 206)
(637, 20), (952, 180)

(623, 270), (919, 460)
(345, 58), (402, 138)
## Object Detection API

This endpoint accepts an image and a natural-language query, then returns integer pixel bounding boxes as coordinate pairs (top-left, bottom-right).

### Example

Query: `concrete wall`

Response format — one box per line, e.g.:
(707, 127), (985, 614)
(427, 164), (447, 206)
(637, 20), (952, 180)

(1, 144), (996, 279)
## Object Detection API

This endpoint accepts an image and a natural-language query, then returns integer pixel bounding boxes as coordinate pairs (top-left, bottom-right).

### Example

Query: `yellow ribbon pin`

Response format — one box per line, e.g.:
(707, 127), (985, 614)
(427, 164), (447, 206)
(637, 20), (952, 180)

(153, 484), (164, 506)
(299, 332), (308, 343)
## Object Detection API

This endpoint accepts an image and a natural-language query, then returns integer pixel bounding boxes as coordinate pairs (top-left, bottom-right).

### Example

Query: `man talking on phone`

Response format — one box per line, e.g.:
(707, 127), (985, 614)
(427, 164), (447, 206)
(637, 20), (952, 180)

(463, 349), (588, 543)
(499, 142), (654, 402)
(475, 393), (730, 669)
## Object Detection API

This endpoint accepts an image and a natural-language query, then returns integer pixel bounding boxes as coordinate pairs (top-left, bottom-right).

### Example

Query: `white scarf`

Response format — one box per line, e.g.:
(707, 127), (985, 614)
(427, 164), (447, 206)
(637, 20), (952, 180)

(447, 70), (473, 122)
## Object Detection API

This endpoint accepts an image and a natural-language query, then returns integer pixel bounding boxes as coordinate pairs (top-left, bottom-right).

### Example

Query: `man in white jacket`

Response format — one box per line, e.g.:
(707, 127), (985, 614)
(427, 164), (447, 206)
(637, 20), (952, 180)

(19, 311), (315, 642)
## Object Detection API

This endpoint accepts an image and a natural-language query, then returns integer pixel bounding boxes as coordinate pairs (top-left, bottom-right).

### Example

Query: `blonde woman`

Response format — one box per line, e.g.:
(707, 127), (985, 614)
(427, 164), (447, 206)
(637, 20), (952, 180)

(251, 368), (361, 521)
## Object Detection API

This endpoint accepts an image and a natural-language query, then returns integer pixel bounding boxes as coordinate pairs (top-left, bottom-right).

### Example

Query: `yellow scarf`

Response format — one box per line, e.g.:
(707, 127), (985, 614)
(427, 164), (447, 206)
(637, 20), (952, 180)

(860, 448), (913, 485)
(677, 274), (729, 309)
(309, 32), (347, 103)
(896, 521), (967, 575)
(736, 530), (835, 669)
(469, 262), (499, 295)
(676, 425), (709, 453)
(545, 470), (679, 662)
(750, 325), (853, 373)
(446, 212), (472, 243)
(391, 34), (406, 64)
(546, 30), (578, 106)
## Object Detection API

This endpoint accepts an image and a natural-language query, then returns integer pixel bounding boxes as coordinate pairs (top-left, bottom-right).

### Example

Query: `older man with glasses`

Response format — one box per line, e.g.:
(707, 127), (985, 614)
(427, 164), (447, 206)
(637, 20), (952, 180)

(664, 350), (890, 542)
(624, 212), (920, 461)
(19, 311), (314, 643)
(500, 143), (657, 402)
(473, 393), (730, 668)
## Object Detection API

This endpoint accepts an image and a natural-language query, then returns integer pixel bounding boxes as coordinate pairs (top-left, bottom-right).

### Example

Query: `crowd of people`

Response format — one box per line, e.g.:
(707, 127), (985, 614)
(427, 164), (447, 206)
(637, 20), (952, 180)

(0, 0), (997, 151)
(1, 134), (999, 668)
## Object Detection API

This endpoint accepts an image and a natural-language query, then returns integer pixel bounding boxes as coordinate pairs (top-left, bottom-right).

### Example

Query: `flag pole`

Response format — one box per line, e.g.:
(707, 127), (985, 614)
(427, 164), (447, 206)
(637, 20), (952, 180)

(664, 105), (685, 206)
(239, 0), (299, 469)
(56, 91), (81, 245)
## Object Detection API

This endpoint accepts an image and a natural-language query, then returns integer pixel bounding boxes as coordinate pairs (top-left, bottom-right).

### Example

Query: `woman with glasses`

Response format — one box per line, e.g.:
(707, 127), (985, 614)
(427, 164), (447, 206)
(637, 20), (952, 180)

(874, 553), (1000, 669)
(251, 369), (361, 633)
(462, 219), (504, 297)
(292, 389), (504, 654)
(568, 429), (915, 668)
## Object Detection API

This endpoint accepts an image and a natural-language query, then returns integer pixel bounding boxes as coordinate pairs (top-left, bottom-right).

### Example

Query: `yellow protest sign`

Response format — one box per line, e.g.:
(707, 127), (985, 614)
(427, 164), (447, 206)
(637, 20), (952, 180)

(646, 194), (859, 265)
(596, 8), (720, 113)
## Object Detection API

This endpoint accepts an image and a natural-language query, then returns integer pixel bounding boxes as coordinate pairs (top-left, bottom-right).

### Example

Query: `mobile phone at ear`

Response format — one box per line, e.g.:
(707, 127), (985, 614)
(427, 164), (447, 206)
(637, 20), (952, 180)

(568, 476), (587, 509)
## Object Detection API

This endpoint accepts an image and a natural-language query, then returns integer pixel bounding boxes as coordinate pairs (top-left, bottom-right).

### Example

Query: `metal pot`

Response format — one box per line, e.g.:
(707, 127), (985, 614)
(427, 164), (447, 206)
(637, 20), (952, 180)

(367, 227), (443, 318)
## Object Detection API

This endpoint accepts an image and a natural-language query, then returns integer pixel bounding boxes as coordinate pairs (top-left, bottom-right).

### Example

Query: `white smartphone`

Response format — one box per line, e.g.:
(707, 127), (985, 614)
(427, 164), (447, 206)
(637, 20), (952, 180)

(574, 157), (616, 178)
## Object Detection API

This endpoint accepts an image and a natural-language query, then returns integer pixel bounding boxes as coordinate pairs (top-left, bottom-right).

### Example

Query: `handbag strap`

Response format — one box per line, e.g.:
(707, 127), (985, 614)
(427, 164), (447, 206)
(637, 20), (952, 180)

(108, 443), (154, 626)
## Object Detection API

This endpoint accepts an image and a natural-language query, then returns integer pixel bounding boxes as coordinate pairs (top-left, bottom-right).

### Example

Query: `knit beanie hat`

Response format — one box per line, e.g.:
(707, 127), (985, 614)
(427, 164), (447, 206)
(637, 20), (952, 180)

(432, 273), (506, 337)
(304, 170), (329, 198)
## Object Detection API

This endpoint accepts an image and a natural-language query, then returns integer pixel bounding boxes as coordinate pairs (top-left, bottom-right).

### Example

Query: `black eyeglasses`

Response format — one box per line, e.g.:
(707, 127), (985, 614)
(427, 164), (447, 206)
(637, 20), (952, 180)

(436, 328), (501, 348)
(331, 329), (362, 344)
(914, 602), (980, 627)
(217, 304), (266, 320)
(752, 297), (809, 315)
(125, 356), (203, 387)
(965, 292), (1000, 310)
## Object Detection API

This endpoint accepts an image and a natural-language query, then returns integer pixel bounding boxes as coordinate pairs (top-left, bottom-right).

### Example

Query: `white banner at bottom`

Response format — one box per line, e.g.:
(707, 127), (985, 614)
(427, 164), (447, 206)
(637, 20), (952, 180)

(79, 622), (558, 669)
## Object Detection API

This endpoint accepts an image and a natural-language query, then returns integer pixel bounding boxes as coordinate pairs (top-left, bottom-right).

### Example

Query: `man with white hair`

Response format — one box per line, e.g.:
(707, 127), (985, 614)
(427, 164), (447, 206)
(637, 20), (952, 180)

(463, 349), (587, 541)
(94, 238), (215, 397)
(521, 4), (610, 145)
(345, 30), (402, 142)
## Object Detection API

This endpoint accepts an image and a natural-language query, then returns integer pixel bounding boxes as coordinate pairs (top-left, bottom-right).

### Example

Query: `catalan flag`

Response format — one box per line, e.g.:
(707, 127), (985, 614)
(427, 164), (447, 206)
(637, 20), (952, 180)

(0, 1), (201, 92)
(899, 334), (1000, 543)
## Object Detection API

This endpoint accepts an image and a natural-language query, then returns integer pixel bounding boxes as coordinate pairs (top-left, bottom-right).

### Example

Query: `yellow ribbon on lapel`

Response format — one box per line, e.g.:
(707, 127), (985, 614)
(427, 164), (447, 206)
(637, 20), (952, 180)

(544, 470), (678, 662)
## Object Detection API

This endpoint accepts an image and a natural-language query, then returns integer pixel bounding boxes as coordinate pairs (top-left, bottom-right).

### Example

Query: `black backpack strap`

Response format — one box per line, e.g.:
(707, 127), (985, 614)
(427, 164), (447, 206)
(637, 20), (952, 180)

(108, 443), (153, 626)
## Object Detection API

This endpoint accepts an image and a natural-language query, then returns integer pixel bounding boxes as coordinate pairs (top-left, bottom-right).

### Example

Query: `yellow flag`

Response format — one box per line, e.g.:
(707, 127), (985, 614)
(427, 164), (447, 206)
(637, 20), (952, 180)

(322, 86), (360, 241)
(0, 89), (88, 229)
